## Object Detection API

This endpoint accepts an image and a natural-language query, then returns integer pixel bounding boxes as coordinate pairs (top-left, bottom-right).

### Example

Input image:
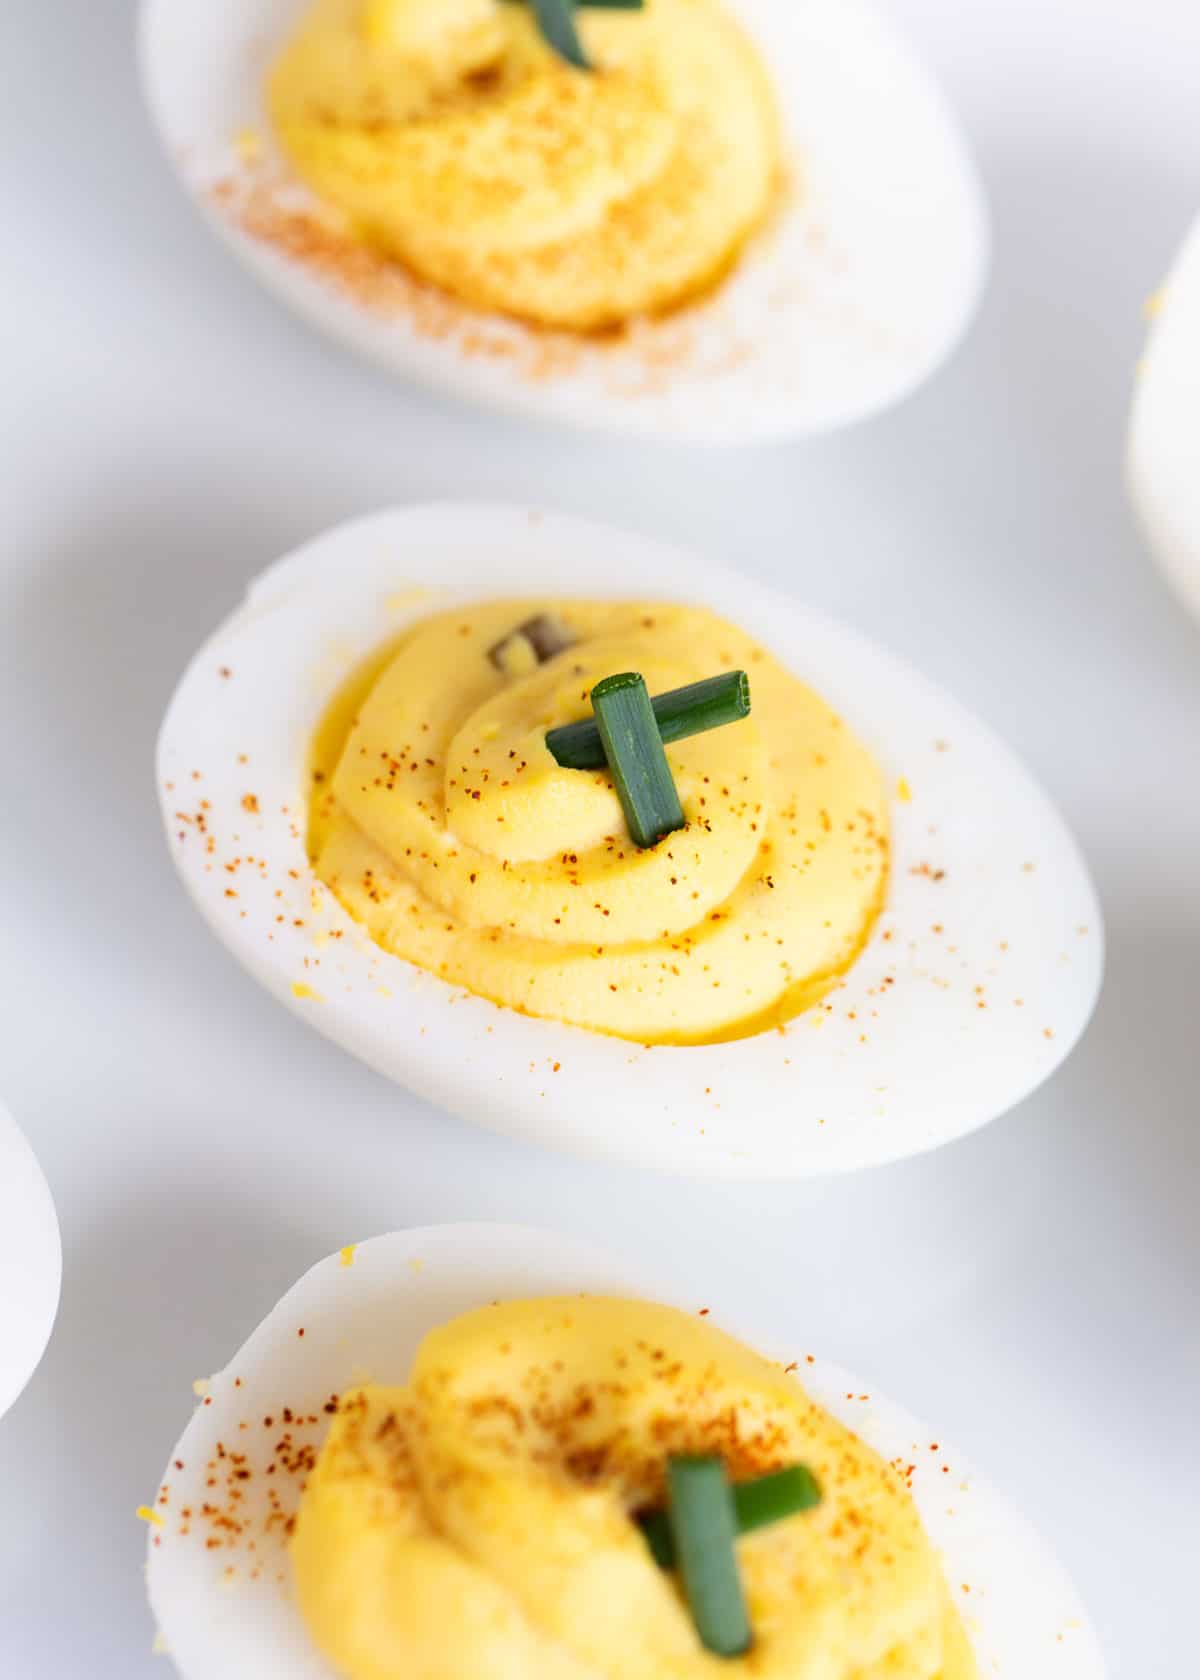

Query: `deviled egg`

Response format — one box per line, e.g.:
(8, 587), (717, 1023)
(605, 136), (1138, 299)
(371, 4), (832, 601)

(143, 1224), (1106, 1679)
(0, 1098), (62, 1422)
(1128, 211), (1200, 625)
(156, 504), (1102, 1177)
(138, 0), (987, 441)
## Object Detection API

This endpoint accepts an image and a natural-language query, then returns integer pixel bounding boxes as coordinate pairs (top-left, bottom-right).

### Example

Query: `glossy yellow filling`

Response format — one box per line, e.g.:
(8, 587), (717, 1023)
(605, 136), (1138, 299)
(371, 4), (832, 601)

(309, 599), (888, 1045)
(268, 0), (780, 330)
(292, 1298), (976, 1678)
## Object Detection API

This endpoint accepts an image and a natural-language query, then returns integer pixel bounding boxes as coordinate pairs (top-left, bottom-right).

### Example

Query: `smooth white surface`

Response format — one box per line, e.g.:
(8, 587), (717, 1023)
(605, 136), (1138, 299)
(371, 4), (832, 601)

(1128, 212), (1200, 624)
(0, 0), (1196, 1674)
(0, 1101), (61, 1422)
(138, 0), (987, 441)
(159, 504), (1102, 1176)
(147, 1225), (1104, 1680)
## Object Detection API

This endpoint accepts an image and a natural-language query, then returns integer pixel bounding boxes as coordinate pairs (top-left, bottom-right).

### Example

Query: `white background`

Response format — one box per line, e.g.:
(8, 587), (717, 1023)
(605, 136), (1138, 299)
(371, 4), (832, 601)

(1, 0), (1197, 1673)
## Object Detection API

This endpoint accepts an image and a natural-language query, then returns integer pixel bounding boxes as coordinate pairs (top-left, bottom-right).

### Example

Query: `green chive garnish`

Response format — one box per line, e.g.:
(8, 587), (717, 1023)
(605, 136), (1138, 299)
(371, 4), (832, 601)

(638, 1464), (821, 1570)
(547, 671), (750, 771)
(666, 1456), (751, 1659)
(639, 1505), (675, 1569)
(590, 672), (685, 850)
(528, 0), (589, 68)
(732, 1464), (822, 1533)
(504, 0), (645, 70)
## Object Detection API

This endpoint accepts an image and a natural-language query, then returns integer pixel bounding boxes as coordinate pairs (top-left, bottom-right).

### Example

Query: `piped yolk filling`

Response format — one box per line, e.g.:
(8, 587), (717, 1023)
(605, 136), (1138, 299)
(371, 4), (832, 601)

(308, 600), (888, 1046)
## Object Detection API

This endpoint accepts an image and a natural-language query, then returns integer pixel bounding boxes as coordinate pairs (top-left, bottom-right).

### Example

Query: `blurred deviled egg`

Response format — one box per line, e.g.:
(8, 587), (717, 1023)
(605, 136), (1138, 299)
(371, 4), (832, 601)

(1128, 211), (1200, 625)
(138, 0), (987, 440)
(156, 504), (1102, 1177)
(143, 1223), (1106, 1680)
(0, 1098), (61, 1422)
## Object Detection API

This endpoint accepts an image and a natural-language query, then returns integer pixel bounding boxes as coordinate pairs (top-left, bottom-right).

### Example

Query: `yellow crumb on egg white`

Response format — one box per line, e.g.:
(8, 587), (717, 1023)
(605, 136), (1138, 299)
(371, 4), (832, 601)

(233, 127), (264, 163)
(291, 981), (324, 1002)
(137, 1505), (165, 1527)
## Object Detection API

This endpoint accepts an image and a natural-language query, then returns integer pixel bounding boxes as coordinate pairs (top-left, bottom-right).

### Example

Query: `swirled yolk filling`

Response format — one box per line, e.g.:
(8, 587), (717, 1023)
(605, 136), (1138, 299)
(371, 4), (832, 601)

(308, 600), (888, 1045)
(267, 0), (781, 330)
(291, 1297), (976, 1678)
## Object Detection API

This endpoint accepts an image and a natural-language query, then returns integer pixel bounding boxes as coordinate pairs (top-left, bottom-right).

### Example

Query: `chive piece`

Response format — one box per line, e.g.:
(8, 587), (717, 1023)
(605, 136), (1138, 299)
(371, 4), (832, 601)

(591, 672), (685, 850)
(547, 671), (750, 771)
(666, 1456), (751, 1658)
(731, 1464), (822, 1534)
(523, 614), (575, 662)
(638, 1464), (821, 1568)
(529, 0), (589, 68)
(502, 0), (642, 70)
(488, 613), (575, 673)
(638, 1506), (674, 1568)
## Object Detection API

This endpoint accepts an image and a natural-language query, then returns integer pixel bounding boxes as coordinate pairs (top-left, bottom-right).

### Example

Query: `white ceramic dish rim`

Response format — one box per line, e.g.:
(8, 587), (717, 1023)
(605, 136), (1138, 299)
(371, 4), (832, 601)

(137, 0), (989, 442)
(156, 503), (1103, 1179)
(144, 1223), (1107, 1680)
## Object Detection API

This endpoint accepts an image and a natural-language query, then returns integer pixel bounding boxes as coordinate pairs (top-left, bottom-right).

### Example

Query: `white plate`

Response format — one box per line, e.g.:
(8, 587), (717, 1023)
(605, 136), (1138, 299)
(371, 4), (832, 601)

(0, 1098), (62, 1422)
(157, 504), (1103, 1178)
(145, 1223), (1106, 1680)
(137, 0), (988, 442)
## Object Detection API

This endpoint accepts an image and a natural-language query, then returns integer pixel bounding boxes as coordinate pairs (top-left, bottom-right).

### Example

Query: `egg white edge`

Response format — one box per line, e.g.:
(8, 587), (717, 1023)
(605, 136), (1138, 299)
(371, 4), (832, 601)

(136, 0), (988, 442)
(1127, 210), (1200, 627)
(143, 1222), (1107, 1680)
(156, 502), (1104, 1179)
(0, 1098), (63, 1423)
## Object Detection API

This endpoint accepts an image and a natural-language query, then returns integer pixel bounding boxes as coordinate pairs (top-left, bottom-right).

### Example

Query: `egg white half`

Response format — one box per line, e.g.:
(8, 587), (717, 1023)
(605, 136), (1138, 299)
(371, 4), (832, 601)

(159, 505), (1102, 1170)
(0, 1099), (62, 1423)
(1128, 212), (1200, 626)
(137, 0), (987, 442)
(144, 1223), (1106, 1680)
(158, 505), (1102, 1177)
